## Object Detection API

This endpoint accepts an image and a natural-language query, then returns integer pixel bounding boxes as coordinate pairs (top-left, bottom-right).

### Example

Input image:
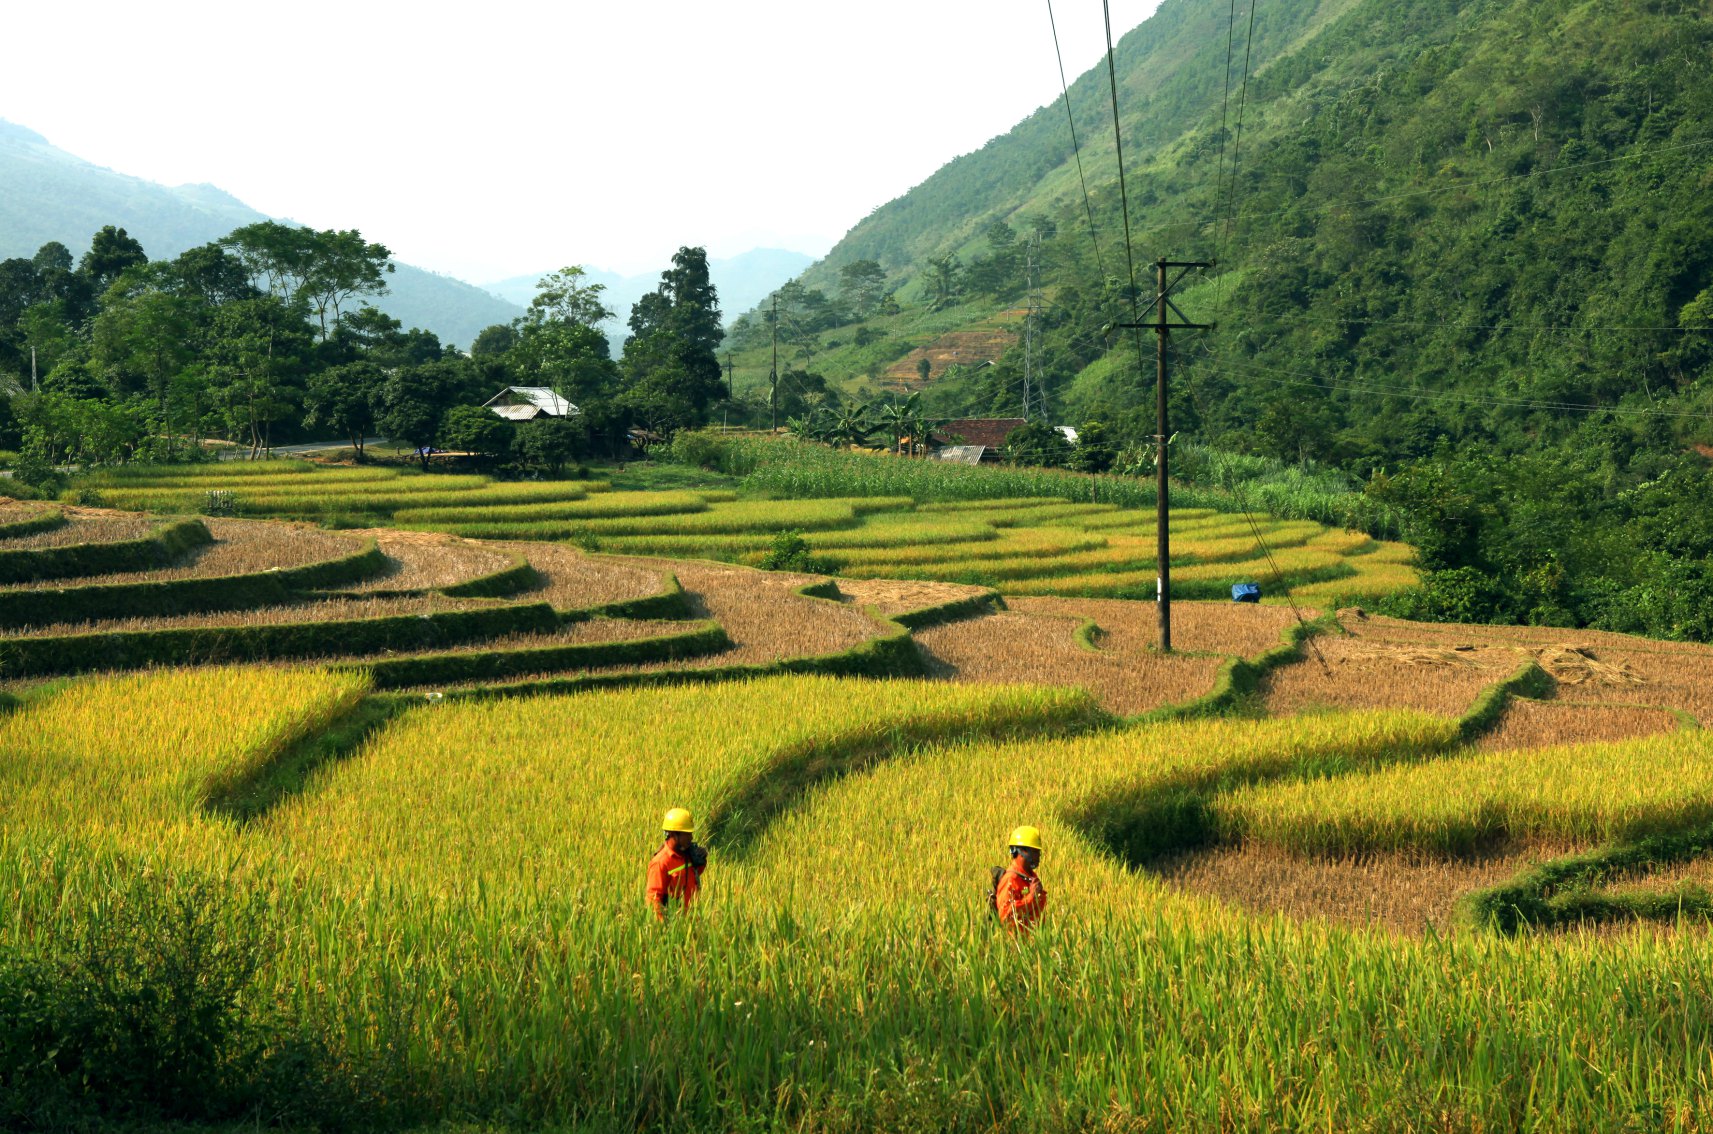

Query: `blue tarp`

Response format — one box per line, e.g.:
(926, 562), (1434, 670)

(1232, 582), (1261, 603)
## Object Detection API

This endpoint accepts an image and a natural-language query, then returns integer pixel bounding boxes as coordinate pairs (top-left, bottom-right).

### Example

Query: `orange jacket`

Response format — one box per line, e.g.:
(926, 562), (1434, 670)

(995, 854), (1047, 931)
(646, 842), (702, 919)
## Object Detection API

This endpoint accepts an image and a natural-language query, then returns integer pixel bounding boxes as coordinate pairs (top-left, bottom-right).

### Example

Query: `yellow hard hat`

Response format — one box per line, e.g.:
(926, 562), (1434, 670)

(662, 807), (695, 834)
(1008, 825), (1043, 851)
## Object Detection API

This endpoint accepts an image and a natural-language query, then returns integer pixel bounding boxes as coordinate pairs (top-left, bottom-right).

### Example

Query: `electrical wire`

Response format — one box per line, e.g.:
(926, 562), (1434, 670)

(1046, 0), (1106, 281)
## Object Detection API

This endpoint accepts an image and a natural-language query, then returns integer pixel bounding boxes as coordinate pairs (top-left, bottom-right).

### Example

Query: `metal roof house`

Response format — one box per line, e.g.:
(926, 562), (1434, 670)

(482, 386), (580, 422)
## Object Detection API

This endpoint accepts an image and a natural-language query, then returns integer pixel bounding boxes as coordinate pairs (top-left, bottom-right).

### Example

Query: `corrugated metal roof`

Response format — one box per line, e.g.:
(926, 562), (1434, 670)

(936, 445), (986, 466)
(482, 386), (580, 417)
(490, 403), (542, 421)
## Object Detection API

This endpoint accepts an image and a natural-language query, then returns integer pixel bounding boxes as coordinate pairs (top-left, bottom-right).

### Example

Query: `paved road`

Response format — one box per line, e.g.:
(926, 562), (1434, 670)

(217, 437), (388, 460)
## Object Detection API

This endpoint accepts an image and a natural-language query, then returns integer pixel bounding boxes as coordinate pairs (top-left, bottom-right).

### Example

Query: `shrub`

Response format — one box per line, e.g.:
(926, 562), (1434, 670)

(759, 529), (833, 574)
(0, 870), (273, 1123)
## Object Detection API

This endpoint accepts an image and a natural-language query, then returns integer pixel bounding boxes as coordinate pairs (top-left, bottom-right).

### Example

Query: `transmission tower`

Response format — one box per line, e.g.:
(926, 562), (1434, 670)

(1022, 231), (1044, 420)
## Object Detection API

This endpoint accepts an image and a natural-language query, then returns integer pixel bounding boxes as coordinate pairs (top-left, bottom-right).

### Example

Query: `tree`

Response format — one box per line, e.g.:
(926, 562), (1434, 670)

(526, 266), (613, 329)
(91, 287), (195, 413)
(509, 320), (617, 407)
(304, 361), (384, 456)
(299, 229), (394, 339)
(220, 222), (392, 340)
(826, 402), (874, 448)
(79, 226), (147, 291)
(619, 247), (726, 435)
(1003, 420), (1071, 468)
(924, 255), (962, 309)
(1067, 420), (1118, 473)
(371, 359), (474, 466)
(204, 296), (311, 458)
(167, 243), (257, 306)
(471, 323), (519, 358)
(513, 414), (584, 476)
(838, 260), (887, 317)
(440, 404), (514, 462)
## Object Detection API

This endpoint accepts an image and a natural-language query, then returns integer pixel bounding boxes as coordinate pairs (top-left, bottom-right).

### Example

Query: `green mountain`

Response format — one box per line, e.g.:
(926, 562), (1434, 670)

(720, 0), (1713, 638)
(752, 0), (1712, 459)
(0, 120), (522, 347)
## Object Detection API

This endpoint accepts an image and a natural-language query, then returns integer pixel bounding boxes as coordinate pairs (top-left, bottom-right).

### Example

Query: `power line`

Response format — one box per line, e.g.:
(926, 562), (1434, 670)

(1045, 0), (1106, 281)
(1223, 0), (1260, 250)
(1101, 1), (1144, 318)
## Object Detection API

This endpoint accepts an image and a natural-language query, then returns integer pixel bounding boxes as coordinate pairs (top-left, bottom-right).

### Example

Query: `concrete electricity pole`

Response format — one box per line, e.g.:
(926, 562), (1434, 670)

(1117, 258), (1214, 653)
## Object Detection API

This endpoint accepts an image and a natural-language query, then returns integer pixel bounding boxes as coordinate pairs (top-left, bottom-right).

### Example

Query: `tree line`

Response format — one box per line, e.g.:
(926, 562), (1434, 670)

(0, 225), (731, 487)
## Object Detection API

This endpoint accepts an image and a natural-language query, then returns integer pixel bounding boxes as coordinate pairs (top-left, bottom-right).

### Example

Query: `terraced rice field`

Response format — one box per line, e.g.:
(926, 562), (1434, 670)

(17, 471), (1713, 1129)
(72, 461), (1415, 606)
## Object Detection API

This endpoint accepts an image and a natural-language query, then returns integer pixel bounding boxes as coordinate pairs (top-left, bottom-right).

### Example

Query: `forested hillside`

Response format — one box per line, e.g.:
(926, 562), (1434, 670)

(729, 0), (1713, 639)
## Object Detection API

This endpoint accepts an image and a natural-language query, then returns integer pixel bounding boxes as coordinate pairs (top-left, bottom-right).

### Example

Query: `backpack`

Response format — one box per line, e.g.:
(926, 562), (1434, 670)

(986, 865), (1007, 915)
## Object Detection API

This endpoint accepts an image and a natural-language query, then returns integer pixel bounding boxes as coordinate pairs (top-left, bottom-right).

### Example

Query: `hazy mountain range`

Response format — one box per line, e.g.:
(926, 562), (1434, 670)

(0, 120), (811, 349)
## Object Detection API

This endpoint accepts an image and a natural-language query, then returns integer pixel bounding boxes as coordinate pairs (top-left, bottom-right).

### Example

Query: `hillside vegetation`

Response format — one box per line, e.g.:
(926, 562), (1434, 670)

(725, 0), (1713, 640)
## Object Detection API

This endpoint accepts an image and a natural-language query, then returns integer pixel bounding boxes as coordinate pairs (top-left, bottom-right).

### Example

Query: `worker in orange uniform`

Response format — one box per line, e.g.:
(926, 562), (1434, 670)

(647, 806), (708, 921)
(994, 825), (1048, 932)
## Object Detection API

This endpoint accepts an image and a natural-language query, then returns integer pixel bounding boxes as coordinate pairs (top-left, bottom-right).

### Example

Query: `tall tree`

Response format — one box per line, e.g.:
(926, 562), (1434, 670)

(204, 296), (311, 458)
(304, 361), (384, 456)
(838, 259), (887, 317)
(619, 247), (726, 434)
(526, 266), (613, 329)
(220, 222), (391, 340)
(79, 226), (147, 291)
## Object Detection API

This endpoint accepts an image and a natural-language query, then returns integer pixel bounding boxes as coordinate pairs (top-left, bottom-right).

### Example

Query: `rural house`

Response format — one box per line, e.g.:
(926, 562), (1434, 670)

(935, 417), (1026, 464)
(482, 386), (579, 422)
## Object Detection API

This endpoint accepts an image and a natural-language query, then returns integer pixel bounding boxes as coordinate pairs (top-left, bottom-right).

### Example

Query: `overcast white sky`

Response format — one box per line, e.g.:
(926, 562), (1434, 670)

(3, 1), (1161, 283)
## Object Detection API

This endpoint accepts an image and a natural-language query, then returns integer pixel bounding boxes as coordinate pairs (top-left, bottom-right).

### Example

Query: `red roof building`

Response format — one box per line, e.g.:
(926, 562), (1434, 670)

(939, 418), (1026, 450)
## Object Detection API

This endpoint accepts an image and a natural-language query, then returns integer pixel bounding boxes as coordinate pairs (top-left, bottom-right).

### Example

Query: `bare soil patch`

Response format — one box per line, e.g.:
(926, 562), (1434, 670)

(1, 512), (158, 549)
(1476, 699), (1681, 752)
(6, 519), (360, 592)
(1007, 596), (1304, 657)
(615, 558), (878, 668)
(1155, 842), (1566, 936)
(1263, 635), (1522, 717)
(913, 608), (1224, 716)
(341, 528), (516, 592)
(834, 577), (993, 617)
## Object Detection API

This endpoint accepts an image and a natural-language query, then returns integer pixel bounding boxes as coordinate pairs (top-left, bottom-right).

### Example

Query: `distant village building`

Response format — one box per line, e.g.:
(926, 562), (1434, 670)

(483, 386), (579, 422)
(935, 417), (1027, 464)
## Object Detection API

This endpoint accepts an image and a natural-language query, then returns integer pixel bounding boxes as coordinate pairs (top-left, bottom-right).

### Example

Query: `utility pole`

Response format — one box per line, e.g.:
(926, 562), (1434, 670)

(769, 294), (779, 432)
(1117, 259), (1214, 653)
(30, 347), (38, 391)
(723, 353), (734, 399)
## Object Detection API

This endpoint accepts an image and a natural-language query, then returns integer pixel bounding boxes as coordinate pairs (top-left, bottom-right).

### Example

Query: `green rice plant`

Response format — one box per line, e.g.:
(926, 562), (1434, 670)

(256, 677), (1099, 901)
(569, 499), (862, 537)
(585, 533), (779, 558)
(89, 460), (329, 481)
(824, 528), (1108, 569)
(918, 497), (1074, 512)
(804, 519), (998, 549)
(1215, 728), (1713, 857)
(0, 666), (369, 838)
(393, 491), (707, 526)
